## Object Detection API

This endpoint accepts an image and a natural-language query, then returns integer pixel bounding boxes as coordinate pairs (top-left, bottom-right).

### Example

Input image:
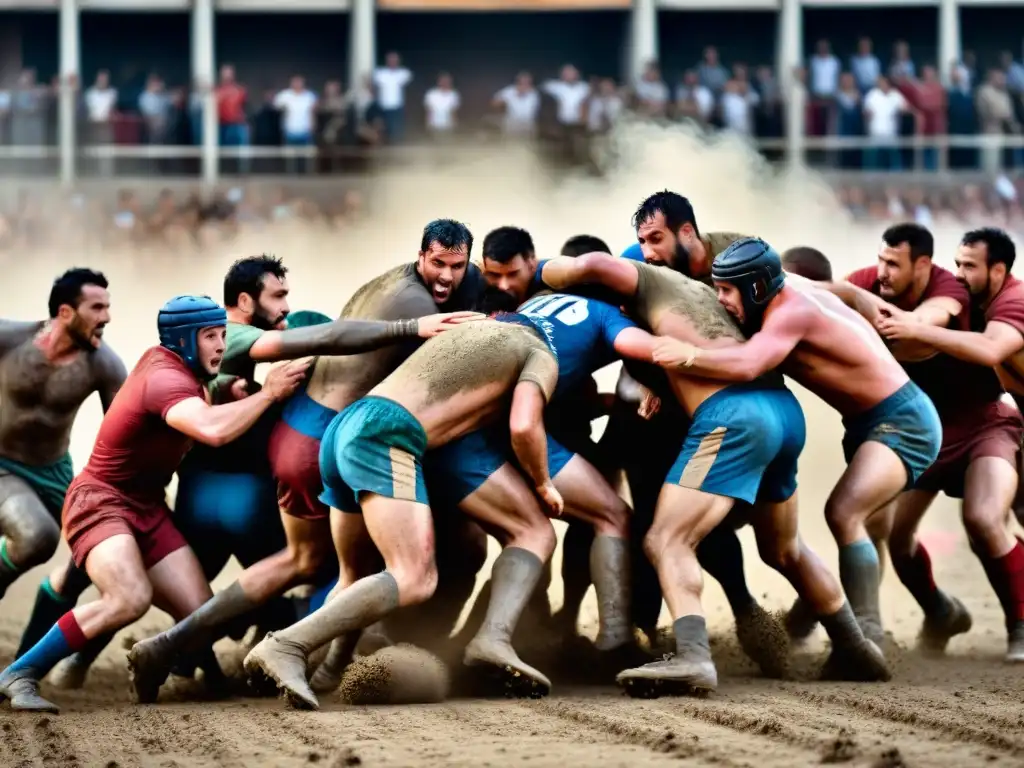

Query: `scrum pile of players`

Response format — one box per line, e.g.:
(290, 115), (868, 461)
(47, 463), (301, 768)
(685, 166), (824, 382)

(1, 189), (1022, 714)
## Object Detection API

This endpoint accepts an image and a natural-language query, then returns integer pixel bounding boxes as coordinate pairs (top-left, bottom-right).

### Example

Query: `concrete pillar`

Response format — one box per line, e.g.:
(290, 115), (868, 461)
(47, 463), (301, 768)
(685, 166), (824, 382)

(349, 0), (376, 91)
(58, 0), (79, 188)
(629, 0), (658, 84)
(777, 0), (803, 169)
(192, 0), (216, 188)
(938, 0), (961, 87)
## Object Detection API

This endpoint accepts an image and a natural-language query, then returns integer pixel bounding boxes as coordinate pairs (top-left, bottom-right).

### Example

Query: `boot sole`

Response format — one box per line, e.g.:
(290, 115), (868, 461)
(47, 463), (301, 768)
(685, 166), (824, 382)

(617, 675), (714, 700)
(464, 659), (550, 699)
(126, 647), (171, 705)
(243, 652), (319, 711)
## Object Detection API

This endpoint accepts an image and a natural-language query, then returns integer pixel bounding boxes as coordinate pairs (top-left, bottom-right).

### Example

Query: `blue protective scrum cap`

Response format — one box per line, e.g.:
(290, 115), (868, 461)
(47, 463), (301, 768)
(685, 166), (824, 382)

(157, 294), (227, 376)
(711, 238), (785, 332)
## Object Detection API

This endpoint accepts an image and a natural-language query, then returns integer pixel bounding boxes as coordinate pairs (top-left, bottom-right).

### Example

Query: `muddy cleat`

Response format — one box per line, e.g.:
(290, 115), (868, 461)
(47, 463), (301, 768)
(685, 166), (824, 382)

(464, 636), (551, 699)
(1006, 622), (1024, 663)
(48, 654), (91, 691)
(784, 597), (820, 644)
(126, 638), (175, 704)
(0, 671), (60, 713)
(918, 596), (972, 656)
(244, 633), (319, 711)
(735, 603), (791, 679)
(820, 639), (891, 682)
(616, 655), (718, 699)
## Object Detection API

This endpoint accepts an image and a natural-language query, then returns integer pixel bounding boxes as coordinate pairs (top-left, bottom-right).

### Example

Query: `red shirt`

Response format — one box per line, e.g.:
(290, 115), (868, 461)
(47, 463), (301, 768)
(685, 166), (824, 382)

(216, 84), (247, 125)
(846, 264), (1003, 413)
(82, 346), (204, 500)
(983, 274), (1024, 397)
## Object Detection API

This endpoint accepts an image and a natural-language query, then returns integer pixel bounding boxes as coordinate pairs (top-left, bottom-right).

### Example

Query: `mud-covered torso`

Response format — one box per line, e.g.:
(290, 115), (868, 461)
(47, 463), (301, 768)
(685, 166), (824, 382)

(308, 262), (485, 412)
(371, 319), (556, 448)
(0, 322), (120, 465)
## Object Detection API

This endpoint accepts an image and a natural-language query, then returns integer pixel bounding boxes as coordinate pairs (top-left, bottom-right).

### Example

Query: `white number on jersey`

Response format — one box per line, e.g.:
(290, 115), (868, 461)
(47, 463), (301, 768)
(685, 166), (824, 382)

(520, 294), (590, 327)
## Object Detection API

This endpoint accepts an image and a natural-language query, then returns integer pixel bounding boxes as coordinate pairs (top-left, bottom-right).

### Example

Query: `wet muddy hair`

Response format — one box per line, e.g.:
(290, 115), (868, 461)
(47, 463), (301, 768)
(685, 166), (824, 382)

(962, 227), (1016, 272)
(48, 267), (108, 318)
(632, 190), (699, 239)
(560, 234), (611, 257)
(882, 223), (933, 261)
(421, 218), (473, 257)
(781, 246), (833, 282)
(483, 226), (535, 264)
(224, 254), (288, 308)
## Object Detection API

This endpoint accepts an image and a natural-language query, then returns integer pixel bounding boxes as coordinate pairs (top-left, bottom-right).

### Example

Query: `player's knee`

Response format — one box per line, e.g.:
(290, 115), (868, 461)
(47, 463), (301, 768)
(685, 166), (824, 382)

(107, 580), (154, 625)
(592, 495), (631, 537)
(759, 537), (801, 573)
(642, 525), (673, 566)
(10, 507), (61, 566)
(390, 555), (438, 605)
(288, 541), (329, 583)
(962, 502), (1009, 550)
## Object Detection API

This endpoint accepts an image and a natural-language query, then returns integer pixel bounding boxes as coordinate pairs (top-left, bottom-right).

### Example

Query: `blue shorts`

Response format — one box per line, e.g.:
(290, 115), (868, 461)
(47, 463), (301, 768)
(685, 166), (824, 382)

(319, 396), (429, 513)
(423, 426), (575, 509)
(665, 381), (806, 505)
(282, 384), (338, 441)
(841, 380), (941, 487)
(174, 471), (284, 572)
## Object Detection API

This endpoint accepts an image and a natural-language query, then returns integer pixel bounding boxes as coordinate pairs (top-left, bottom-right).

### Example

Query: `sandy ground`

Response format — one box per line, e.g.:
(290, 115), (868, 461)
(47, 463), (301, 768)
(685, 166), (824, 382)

(2, 127), (1023, 766)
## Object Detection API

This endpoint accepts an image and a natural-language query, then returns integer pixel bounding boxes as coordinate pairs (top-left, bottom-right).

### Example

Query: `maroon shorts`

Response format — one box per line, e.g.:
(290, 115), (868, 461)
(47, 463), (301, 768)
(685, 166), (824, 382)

(61, 475), (188, 569)
(267, 420), (329, 521)
(915, 400), (1023, 499)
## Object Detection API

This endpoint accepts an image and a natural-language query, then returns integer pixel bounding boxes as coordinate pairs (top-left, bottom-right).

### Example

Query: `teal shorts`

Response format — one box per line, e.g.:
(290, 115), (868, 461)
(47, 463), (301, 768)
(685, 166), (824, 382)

(841, 380), (941, 488)
(665, 381), (806, 505)
(319, 396), (429, 513)
(0, 453), (74, 518)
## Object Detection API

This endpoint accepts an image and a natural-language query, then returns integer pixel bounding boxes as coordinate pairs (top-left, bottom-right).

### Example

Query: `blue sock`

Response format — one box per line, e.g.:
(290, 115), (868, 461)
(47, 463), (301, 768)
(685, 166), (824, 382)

(838, 539), (881, 625)
(6, 615), (85, 680)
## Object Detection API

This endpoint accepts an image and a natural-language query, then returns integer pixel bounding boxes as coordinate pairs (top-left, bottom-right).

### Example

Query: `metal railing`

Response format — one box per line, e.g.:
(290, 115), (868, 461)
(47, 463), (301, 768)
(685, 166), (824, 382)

(0, 132), (1021, 181)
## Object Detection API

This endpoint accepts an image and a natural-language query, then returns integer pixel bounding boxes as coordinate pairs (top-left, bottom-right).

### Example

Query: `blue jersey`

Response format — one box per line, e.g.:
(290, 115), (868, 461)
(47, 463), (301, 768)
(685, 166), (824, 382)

(621, 243), (645, 262)
(517, 291), (637, 400)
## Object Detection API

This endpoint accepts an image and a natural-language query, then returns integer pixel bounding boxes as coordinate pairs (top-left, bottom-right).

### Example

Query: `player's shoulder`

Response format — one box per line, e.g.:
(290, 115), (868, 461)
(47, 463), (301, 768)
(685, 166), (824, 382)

(844, 265), (877, 290)
(924, 264), (968, 302)
(90, 340), (127, 374)
(705, 232), (752, 257)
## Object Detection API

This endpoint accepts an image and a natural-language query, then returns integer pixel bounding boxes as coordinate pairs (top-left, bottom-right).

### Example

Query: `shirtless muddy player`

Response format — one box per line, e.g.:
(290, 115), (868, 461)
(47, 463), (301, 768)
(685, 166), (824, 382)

(126, 219), (485, 702)
(535, 245), (890, 695)
(0, 269), (126, 603)
(243, 316), (561, 710)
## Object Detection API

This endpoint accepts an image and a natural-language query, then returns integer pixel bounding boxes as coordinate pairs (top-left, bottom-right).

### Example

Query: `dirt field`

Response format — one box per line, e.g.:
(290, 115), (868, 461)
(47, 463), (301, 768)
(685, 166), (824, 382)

(2, 130), (1023, 767)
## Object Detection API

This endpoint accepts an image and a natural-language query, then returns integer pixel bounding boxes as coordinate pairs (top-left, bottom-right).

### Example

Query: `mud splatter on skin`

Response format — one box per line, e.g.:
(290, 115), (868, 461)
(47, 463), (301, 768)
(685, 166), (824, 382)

(338, 644), (450, 705)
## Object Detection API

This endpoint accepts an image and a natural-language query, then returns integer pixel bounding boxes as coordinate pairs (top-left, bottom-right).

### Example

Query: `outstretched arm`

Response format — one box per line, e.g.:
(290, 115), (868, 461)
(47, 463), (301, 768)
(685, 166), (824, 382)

(247, 312), (481, 362)
(508, 348), (563, 515)
(538, 253), (640, 298)
(877, 318), (1024, 367)
(653, 301), (810, 382)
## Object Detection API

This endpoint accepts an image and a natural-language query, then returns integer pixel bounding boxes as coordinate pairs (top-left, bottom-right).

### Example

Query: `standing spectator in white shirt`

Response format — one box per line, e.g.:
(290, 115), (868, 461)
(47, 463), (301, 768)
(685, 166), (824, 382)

(675, 70), (715, 127)
(542, 64), (591, 164)
(492, 71), (540, 137)
(423, 72), (460, 140)
(373, 51), (412, 143)
(274, 75), (318, 173)
(588, 78), (623, 132)
(84, 70), (117, 175)
(634, 61), (669, 118)
(863, 76), (908, 170)
(809, 39), (840, 99)
(850, 37), (881, 94)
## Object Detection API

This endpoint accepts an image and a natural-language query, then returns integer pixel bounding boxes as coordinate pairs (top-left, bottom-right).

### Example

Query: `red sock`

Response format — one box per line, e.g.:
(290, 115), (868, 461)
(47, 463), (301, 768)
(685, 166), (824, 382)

(998, 539), (1024, 625)
(57, 611), (88, 650)
(892, 542), (944, 615)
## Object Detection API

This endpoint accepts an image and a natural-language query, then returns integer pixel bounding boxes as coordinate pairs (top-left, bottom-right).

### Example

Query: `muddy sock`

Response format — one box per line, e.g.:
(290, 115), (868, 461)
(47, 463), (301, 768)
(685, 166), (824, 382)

(818, 601), (865, 650)
(590, 535), (631, 650)
(15, 577), (78, 659)
(312, 633), (361, 683)
(697, 524), (755, 615)
(476, 547), (544, 645)
(672, 615), (712, 662)
(277, 572), (400, 654)
(159, 582), (260, 656)
(838, 539), (881, 630)
(891, 543), (948, 617)
(559, 523), (593, 632)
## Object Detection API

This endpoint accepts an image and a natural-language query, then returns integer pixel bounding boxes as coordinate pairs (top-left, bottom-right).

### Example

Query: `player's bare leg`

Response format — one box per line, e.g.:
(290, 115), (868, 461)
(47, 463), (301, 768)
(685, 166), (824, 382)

(0, 476), (60, 599)
(244, 493), (435, 710)
(752, 496), (889, 682)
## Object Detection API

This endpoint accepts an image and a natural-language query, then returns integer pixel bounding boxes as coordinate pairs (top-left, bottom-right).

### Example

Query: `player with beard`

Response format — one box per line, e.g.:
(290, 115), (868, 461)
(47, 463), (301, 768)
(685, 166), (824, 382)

(0, 295), (310, 713)
(534, 244), (890, 695)
(126, 220), (486, 703)
(871, 228), (1024, 661)
(0, 269), (126, 640)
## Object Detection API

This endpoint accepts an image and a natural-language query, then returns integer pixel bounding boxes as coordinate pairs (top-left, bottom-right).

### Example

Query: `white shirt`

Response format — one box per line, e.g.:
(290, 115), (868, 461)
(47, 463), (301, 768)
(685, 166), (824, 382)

(677, 84), (714, 120)
(424, 87), (460, 130)
(863, 88), (906, 138)
(273, 89), (317, 135)
(635, 78), (669, 105)
(373, 67), (412, 110)
(809, 55), (840, 97)
(85, 87), (117, 122)
(587, 95), (623, 132)
(542, 80), (591, 125)
(720, 91), (753, 134)
(495, 86), (540, 134)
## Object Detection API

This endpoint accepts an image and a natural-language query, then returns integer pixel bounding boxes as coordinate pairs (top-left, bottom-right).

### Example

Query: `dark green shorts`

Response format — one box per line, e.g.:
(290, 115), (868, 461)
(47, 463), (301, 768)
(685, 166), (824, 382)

(0, 452), (74, 518)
